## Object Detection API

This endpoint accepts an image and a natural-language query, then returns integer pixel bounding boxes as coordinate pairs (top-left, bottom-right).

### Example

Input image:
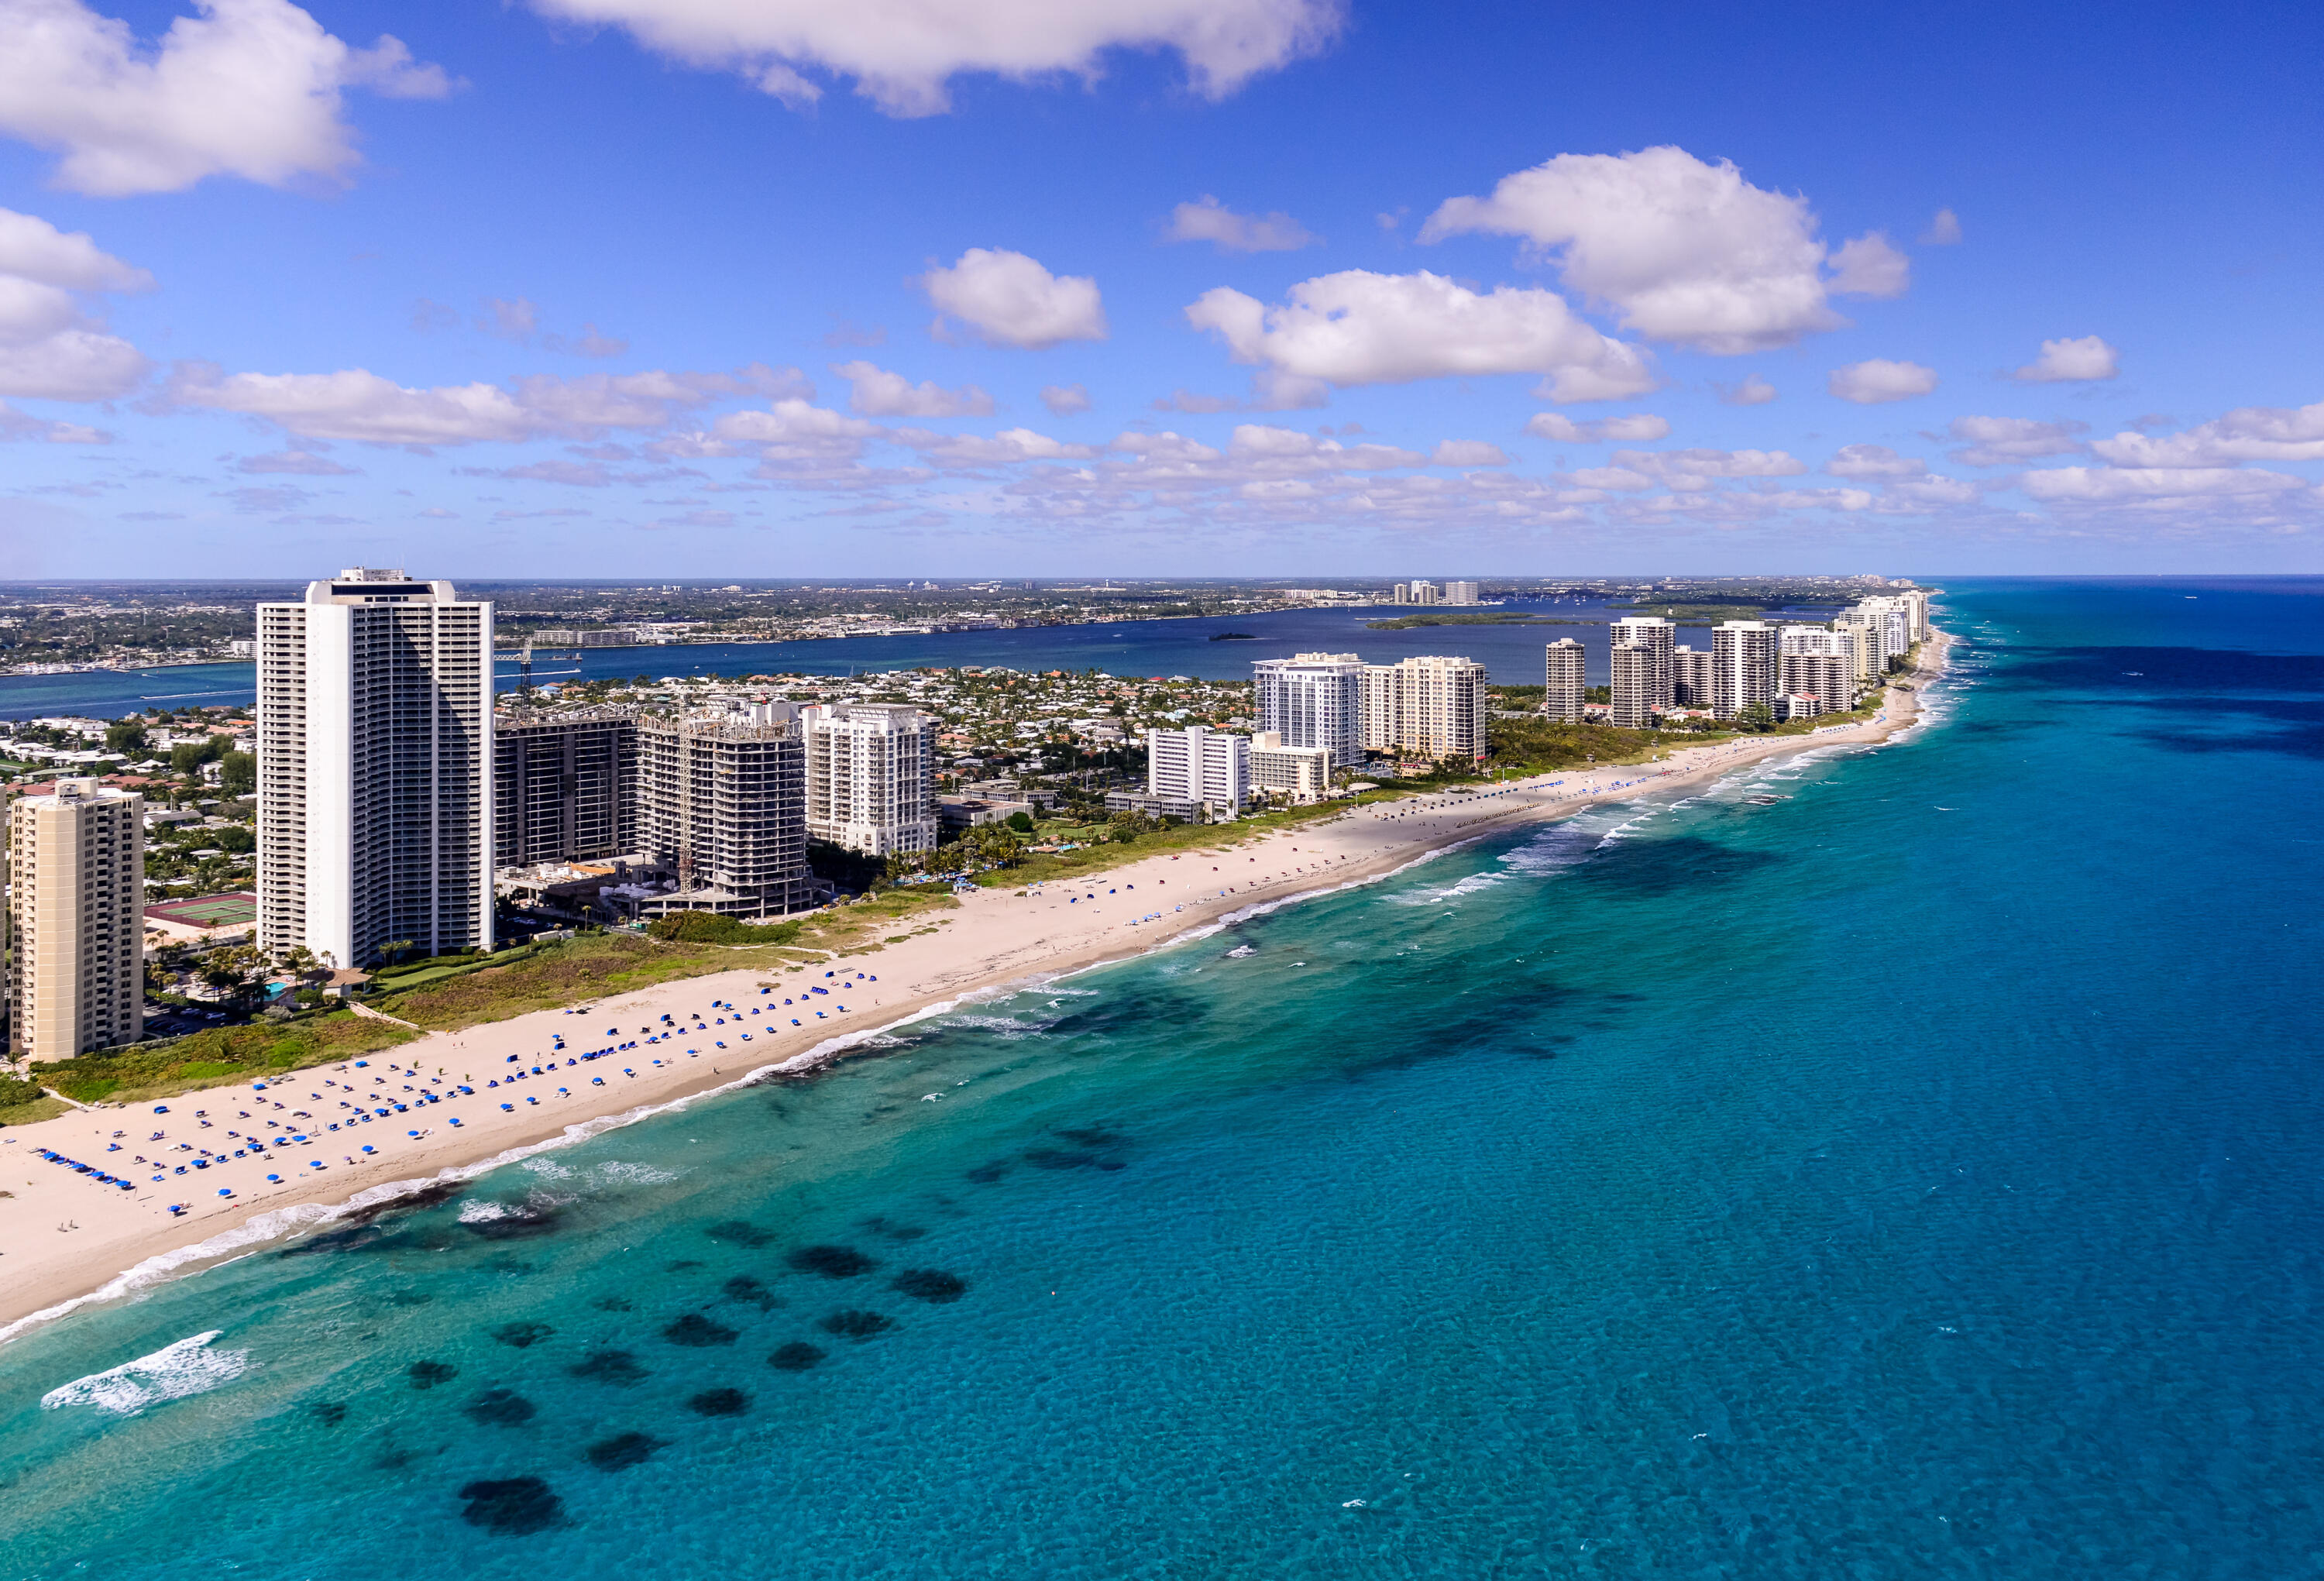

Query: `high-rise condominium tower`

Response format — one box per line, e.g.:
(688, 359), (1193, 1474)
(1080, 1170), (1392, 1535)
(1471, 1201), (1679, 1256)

(801, 703), (938, 856)
(1712, 620), (1782, 720)
(494, 706), (638, 867)
(1361, 655), (1490, 763)
(1147, 725), (1250, 811)
(7, 778), (143, 1058)
(1609, 616), (1674, 727)
(256, 569), (493, 969)
(1543, 639), (1586, 722)
(638, 706), (818, 916)
(1253, 653), (1367, 767)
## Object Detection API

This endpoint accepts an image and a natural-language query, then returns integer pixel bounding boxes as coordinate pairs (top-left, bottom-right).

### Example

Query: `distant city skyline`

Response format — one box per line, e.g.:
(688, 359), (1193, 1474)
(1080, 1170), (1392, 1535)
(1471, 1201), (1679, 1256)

(1, 2), (2319, 576)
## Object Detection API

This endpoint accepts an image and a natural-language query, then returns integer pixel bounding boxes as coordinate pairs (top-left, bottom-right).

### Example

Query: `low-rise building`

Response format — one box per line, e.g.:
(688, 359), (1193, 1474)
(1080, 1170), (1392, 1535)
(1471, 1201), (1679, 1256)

(937, 796), (1036, 830)
(1250, 731), (1333, 803)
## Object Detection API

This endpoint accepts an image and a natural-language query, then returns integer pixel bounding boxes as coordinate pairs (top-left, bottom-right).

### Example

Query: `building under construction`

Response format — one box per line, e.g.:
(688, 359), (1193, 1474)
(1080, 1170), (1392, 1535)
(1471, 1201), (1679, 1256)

(635, 708), (820, 917)
(493, 706), (638, 866)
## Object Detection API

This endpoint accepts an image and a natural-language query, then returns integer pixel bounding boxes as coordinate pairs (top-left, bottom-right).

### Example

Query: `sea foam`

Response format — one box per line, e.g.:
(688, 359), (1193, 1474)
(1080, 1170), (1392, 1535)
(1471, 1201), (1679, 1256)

(40, 1330), (249, 1416)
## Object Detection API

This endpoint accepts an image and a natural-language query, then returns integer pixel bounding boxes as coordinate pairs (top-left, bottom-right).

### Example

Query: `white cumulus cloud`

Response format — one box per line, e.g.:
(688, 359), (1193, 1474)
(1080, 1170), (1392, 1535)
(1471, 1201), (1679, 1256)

(833, 359), (993, 418)
(1920, 208), (1962, 245)
(1825, 442), (1926, 478)
(1948, 415), (2087, 466)
(1714, 373), (1777, 406)
(2016, 335), (2119, 383)
(1826, 232), (1909, 298)
(2018, 466), (2309, 502)
(170, 362), (807, 445)
(921, 248), (1105, 349)
(1525, 411), (1670, 443)
(0, 0), (454, 197)
(523, 0), (1341, 116)
(1184, 269), (1655, 403)
(2089, 400), (2324, 466)
(1040, 382), (1091, 416)
(1828, 359), (1937, 404)
(1165, 194), (1315, 252)
(0, 207), (150, 400)
(1431, 439), (1509, 466)
(1418, 145), (1903, 352)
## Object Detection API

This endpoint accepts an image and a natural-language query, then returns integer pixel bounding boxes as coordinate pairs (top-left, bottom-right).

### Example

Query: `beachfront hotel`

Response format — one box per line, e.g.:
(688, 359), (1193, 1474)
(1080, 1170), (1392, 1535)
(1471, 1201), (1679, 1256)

(1253, 652), (1367, 767)
(255, 569), (494, 971)
(5, 778), (144, 1059)
(1543, 639), (1586, 723)
(801, 703), (940, 857)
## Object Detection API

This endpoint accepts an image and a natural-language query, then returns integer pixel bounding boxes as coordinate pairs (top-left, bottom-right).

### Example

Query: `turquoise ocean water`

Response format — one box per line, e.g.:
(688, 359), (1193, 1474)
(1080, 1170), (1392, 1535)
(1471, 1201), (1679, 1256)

(2, 579), (2320, 1578)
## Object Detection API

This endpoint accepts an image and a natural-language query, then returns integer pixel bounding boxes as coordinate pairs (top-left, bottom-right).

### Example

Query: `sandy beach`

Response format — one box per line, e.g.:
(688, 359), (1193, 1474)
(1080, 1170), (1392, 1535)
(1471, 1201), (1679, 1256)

(0, 635), (1948, 1343)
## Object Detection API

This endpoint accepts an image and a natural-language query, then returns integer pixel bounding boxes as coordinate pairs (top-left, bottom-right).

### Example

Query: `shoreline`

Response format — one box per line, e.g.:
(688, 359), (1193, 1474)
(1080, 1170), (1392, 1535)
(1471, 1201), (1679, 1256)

(0, 633), (1952, 1346)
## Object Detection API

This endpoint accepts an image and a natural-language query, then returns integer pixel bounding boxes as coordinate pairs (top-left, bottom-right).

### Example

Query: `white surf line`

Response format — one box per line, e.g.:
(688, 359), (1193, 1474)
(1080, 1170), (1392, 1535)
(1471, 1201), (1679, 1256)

(0, 977), (1059, 1349)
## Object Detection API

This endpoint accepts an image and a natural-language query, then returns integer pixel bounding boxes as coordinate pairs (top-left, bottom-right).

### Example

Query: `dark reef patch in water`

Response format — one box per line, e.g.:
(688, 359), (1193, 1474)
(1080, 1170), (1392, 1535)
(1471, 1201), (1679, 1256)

(687, 1387), (750, 1417)
(1054, 1126), (1127, 1149)
(463, 1203), (562, 1241)
(892, 1269), (967, 1304)
(818, 1309), (895, 1340)
(722, 1275), (780, 1308)
(277, 1224), (387, 1258)
(964, 1161), (1009, 1184)
(590, 1295), (634, 1313)
(459, 1476), (562, 1535)
(862, 1215), (927, 1241)
(665, 1260), (704, 1271)
(407, 1360), (459, 1390)
(569, 1349), (648, 1385)
(786, 1243), (877, 1278)
(662, 1313), (738, 1346)
(309, 1401), (347, 1425)
(585, 1431), (668, 1471)
(464, 1388), (538, 1426)
(706, 1220), (774, 1248)
(284, 1183), (464, 1257)
(491, 1322), (555, 1349)
(768, 1342), (826, 1372)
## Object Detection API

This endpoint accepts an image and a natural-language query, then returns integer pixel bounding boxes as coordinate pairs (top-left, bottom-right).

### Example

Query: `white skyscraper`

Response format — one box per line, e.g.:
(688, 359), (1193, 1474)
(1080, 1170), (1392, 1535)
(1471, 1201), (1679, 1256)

(1147, 725), (1250, 811)
(1443, 580), (1480, 605)
(256, 570), (493, 970)
(801, 703), (938, 856)
(1609, 616), (1674, 727)
(8, 778), (143, 1058)
(1253, 652), (1367, 766)
(1712, 620), (1782, 720)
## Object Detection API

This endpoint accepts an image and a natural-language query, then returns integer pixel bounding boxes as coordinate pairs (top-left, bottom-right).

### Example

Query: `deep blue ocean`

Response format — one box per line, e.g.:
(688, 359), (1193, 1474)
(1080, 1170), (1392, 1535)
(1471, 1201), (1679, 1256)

(0, 593), (1784, 722)
(3, 578), (2320, 1579)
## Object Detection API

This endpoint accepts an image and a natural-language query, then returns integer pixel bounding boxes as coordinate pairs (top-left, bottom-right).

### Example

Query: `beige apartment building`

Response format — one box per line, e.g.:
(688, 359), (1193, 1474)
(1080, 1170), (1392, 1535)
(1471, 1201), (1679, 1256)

(7, 778), (143, 1059)
(1361, 655), (1490, 763)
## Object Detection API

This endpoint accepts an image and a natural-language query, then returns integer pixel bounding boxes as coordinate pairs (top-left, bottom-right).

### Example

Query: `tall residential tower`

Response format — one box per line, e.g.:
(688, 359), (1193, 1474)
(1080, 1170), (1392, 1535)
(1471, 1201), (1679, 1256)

(7, 778), (143, 1058)
(256, 569), (493, 969)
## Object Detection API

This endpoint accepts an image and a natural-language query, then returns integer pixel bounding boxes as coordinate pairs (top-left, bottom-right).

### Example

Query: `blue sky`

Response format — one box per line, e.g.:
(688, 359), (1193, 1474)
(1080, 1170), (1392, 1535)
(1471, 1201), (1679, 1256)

(2, 0), (2322, 579)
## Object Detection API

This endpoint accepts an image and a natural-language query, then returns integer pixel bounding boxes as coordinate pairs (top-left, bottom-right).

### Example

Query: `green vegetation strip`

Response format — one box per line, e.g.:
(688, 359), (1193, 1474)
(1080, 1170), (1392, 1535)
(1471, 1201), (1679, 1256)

(31, 1011), (417, 1105)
